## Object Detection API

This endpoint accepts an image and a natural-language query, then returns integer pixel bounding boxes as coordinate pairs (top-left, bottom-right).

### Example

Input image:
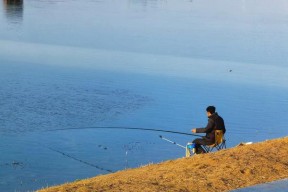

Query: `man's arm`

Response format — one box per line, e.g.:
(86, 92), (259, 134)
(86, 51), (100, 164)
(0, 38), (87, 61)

(192, 119), (214, 133)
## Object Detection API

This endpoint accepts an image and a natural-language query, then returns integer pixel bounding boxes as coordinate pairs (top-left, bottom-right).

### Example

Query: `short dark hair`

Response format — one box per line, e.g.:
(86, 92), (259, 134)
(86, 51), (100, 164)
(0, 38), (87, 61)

(206, 106), (216, 114)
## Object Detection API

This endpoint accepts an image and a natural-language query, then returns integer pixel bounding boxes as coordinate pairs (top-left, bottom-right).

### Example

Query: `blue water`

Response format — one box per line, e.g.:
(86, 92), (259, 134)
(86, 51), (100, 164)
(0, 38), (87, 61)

(232, 179), (288, 192)
(1, 0), (288, 191)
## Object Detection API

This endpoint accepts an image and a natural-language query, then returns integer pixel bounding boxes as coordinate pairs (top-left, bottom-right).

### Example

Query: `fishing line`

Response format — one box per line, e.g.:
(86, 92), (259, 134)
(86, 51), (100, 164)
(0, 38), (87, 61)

(45, 126), (201, 137)
(41, 126), (201, 171)
(45, 146), (114, 173)
(34, 141), (114, 173)
(8, 139), (114, 173)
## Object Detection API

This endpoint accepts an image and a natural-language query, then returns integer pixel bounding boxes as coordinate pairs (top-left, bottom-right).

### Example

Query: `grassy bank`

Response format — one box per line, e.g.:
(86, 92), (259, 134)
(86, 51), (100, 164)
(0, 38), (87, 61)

(38, 137), (288, 192)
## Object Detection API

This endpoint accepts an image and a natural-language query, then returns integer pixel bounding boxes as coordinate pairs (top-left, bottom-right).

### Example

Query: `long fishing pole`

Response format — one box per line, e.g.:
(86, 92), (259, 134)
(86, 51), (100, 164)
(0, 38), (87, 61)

(45, 126), (201, 136)
(159, 135), (186, 149)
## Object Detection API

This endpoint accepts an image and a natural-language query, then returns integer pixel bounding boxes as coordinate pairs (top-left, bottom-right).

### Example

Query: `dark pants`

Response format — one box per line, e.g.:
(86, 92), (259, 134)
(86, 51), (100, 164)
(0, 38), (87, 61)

(192, 137), (214, 154)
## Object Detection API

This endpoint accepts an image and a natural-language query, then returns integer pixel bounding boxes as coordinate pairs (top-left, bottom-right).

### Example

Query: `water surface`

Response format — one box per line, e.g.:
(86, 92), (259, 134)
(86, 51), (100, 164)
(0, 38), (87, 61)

(1, 0), (288, 191)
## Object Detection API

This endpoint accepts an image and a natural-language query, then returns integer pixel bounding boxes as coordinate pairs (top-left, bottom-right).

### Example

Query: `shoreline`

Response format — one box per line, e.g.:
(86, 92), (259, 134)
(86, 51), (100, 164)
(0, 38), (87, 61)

(38, 136), (288, 192)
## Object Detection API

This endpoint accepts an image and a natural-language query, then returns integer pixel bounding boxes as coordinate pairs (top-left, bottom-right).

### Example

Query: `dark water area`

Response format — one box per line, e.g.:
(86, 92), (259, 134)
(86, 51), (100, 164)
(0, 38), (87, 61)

(2, 0), (23, 24)
(1, 0), (288, 191)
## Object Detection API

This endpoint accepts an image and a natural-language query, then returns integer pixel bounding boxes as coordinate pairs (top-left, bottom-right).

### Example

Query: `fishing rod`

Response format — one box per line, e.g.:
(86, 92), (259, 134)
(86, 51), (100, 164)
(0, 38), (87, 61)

(45, 126), (200, 136)
(159, 135), (186, 149)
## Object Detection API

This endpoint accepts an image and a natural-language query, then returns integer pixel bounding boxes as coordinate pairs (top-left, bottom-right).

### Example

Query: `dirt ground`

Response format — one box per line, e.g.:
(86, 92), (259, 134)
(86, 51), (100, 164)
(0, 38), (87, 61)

(38, 137), (288, 192)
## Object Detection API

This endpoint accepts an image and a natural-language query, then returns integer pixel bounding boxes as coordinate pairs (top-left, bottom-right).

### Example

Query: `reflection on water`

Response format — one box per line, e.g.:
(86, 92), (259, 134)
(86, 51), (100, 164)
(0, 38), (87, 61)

(128, 0), (193, 8)
(3, 0), (23, 24)
(129, 0), (166, 7)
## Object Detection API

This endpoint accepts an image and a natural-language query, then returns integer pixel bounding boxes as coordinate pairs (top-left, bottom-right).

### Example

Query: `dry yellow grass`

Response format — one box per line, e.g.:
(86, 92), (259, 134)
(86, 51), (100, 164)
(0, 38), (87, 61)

(38, 137), (288, 192)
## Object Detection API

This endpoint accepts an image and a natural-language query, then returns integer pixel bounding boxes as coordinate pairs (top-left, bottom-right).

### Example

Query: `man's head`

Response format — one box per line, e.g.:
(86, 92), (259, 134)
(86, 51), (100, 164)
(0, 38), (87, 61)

(206, 106), (216, 117)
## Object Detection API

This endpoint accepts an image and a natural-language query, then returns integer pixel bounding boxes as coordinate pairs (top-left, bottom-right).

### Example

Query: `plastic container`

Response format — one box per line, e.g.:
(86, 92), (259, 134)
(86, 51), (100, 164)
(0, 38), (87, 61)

(187, 143), (196, 154)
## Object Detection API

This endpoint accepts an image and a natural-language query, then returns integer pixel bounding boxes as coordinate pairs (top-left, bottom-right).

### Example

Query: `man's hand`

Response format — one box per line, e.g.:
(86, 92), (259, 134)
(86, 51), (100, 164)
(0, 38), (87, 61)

(191, 129), (197, 133)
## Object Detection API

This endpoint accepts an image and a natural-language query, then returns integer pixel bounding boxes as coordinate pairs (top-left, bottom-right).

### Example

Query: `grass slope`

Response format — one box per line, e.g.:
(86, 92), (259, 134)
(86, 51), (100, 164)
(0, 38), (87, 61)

(38, 137), (288, 192)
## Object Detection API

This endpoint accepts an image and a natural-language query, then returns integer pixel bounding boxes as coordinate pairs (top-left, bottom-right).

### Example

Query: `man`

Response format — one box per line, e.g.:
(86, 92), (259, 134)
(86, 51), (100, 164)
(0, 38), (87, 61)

(191, 106), (226, 154)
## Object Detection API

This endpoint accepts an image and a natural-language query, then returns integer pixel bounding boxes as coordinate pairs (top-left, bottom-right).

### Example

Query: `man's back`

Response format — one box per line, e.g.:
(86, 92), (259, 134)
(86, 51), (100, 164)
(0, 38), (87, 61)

(211, 113), (226, 134)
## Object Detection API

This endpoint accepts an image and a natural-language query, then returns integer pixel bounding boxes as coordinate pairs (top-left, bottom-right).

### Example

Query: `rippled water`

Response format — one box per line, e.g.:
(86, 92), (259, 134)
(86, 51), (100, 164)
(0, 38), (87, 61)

(1, 0), (288, 191)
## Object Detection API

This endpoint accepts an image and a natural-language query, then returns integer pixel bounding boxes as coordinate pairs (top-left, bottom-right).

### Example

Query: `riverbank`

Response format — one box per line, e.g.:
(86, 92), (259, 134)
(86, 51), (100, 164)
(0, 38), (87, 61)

(38, 137), (288, 192)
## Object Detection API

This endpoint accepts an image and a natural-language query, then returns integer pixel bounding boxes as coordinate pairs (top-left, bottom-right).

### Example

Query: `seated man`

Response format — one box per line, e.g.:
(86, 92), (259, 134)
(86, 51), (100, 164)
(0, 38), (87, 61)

(191, 106), (226, 154)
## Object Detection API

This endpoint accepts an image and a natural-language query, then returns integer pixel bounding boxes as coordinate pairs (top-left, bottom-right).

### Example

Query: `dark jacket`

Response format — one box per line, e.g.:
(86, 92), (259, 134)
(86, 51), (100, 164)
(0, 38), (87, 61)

(195, 112), (226, 142)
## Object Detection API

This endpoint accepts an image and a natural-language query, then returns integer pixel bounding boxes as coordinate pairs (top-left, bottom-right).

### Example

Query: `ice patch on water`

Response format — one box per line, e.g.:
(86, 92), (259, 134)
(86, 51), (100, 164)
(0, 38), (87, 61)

(1, 40), (288, 88)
